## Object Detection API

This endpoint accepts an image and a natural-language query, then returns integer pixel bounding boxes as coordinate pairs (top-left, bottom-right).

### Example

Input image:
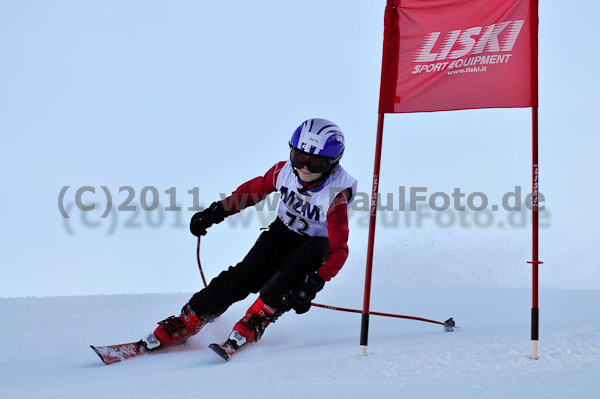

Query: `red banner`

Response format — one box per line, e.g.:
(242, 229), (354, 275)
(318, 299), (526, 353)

(379, 0), (538, 113)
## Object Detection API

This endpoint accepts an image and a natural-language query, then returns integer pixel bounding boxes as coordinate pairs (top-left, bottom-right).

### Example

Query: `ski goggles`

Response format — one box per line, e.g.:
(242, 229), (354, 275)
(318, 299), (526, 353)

(289, 147), (334, 173)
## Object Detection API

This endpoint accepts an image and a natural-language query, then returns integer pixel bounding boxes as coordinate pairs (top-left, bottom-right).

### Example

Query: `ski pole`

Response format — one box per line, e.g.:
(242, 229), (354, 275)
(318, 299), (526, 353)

(197, 236), (208, 289)
(311, 302), (455, 331)
(195, 235), (455, 331)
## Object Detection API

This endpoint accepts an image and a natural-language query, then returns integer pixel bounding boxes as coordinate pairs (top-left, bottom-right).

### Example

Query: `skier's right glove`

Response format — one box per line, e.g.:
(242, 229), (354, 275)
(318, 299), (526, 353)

(190, 201), (226, 237)
(281, 273), (325, 315)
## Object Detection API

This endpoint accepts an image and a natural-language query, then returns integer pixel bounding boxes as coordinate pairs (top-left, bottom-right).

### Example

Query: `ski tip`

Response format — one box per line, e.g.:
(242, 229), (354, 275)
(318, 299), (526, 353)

(90, 345), (113, 365)
(90, 344), (131, 365)
(208, 343), (231, 362)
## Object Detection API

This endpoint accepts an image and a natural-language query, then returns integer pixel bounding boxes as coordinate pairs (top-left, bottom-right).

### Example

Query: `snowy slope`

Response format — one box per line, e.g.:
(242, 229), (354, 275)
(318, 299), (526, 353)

(1, 288), (599, 399)
(1, 2), (599, 397)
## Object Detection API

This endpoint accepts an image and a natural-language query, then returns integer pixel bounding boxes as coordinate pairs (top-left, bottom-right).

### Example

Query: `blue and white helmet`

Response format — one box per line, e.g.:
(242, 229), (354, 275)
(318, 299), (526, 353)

(289, 118), (345, 161)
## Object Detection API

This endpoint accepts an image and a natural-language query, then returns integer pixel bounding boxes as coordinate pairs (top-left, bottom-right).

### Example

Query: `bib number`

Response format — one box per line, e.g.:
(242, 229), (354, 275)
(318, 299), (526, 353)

(284, 211), (310, 235)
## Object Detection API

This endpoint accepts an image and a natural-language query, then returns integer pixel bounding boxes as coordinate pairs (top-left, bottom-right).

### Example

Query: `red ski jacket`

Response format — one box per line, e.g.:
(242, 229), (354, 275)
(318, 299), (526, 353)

(219, 161), (350, 282)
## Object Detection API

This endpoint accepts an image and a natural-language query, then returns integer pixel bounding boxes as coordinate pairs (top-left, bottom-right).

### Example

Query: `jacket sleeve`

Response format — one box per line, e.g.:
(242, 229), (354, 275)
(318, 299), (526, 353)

(317, 190), (351, 282)
(219, 161), (286, 216)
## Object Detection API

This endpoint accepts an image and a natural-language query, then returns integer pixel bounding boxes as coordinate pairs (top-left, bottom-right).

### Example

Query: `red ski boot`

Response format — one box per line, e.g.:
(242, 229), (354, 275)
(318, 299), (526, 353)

(233, 297), (278, 344)
(141, 303), (205, 350)
(209, 297), (278, 361)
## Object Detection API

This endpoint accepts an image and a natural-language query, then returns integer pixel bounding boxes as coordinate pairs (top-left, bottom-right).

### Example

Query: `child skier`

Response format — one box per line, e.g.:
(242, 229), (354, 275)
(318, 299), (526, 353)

(141, 118), (357, 359)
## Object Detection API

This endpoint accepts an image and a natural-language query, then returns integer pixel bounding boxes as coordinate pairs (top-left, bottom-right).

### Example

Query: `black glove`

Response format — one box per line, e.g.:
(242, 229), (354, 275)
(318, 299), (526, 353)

(281, 273), (325, 314)
(190, 201), (226, 237)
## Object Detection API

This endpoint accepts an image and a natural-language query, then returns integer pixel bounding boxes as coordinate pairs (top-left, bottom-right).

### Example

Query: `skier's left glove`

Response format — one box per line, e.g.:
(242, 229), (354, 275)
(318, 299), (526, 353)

(282, 273), (325, 314)
(190, 201), (226, 237)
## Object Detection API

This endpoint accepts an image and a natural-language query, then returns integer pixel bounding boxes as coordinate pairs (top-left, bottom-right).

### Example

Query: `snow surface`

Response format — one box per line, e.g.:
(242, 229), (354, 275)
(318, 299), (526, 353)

(1, 0), (599, 397)
(1, 286), (599, 398)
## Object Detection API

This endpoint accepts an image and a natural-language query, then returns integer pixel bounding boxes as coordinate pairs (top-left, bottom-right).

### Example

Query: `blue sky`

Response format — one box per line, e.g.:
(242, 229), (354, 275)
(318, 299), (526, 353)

(1, 1), (598, 296)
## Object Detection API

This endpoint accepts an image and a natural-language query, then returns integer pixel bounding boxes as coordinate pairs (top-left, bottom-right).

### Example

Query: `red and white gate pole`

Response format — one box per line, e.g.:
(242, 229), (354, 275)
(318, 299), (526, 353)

(529, 0), (541, 360)
(360, 113), (385, 356)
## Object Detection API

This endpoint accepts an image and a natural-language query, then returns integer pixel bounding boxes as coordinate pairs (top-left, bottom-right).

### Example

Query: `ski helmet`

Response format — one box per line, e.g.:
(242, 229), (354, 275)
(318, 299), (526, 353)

(289, 118), (345, 173)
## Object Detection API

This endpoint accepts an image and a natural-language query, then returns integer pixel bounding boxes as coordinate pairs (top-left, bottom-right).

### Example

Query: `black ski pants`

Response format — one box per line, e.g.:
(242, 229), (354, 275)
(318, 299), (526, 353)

(188, 217), (329, 322)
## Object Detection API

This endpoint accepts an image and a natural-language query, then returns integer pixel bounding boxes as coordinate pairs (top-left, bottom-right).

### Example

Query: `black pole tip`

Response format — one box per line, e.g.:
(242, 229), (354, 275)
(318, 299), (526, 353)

(444, 318), (455, 332)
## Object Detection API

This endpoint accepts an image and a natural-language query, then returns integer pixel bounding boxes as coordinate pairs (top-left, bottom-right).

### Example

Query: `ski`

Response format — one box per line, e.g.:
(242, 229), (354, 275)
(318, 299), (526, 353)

(208, 340), (239, 362)
(90, 341), (148, 365)
(208, 331), (249, 362)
